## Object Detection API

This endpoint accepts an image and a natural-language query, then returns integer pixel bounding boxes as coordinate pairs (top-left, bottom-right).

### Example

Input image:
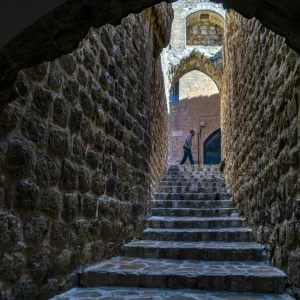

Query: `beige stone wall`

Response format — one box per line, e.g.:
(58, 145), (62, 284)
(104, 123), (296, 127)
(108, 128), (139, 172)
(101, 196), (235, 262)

(0, 4), (172, 299)
(179, 70), (219, 100)
(222, 10), (300, 293)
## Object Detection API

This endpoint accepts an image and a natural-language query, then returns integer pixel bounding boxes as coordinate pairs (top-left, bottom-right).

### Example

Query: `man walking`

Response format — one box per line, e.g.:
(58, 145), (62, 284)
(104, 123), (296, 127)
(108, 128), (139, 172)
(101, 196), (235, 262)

(180, 130), (195, 165)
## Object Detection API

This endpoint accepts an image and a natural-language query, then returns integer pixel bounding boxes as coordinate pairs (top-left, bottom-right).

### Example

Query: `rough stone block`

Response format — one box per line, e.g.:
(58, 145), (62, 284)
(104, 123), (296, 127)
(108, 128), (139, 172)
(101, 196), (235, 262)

(0, 211), (21, 251)
(59, 54), (77, 75)
(52, 249), (72, 275)
(69, 108), (83, 134)
(63, 80), (80, 104)
(79, 90), (93, 118)
(53, 97), (69, 128)
(78, 166), (92, 193)
(82, 193), (97, 219)
(72, 135), (86, 163)
(86, 150), (99, 170)
(0, 252), (25, 281)
(39, 187), (62, 218)
(49, 127), (71, 155)
(22, 112), (48, 146)
(36, 154), (59, 186)
(70, 218), (89, 245)
(28, 248), (51, 282)
(0, 103), (21, 134)
(5, 139), (35, 179)
(91, 171), (105, 196)
(60, 159), (78, 191)
(51, 220), (70, 246)
(62, 193), (79, 222)
(48, 62), (63, 91)
(32, 85), (53, 118)
(15, 180), (39, 212)
(23, 215), (48, 245)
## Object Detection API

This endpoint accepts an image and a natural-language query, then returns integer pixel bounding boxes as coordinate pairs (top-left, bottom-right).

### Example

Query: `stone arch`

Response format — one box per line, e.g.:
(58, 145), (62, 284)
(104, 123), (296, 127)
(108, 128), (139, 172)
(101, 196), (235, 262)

(186, 10), (225, 46)
(170, 50), (223, 92)
(0, 0), (300, 106)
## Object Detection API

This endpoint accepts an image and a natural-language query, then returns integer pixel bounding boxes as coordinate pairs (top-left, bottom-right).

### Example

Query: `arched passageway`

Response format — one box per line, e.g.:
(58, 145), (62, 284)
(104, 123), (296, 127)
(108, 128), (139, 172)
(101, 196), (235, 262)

(0, 0), (300, 107)
(168, 70), (221, 165)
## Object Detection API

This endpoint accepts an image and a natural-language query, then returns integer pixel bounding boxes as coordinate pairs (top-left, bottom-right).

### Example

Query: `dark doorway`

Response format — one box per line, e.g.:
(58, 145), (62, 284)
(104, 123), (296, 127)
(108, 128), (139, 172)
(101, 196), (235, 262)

(204, 128), (221, 164)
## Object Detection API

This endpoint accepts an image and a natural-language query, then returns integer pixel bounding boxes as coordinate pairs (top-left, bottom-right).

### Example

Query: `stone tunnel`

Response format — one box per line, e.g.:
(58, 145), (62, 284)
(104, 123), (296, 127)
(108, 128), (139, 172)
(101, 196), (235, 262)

(0, 0), (299, 299)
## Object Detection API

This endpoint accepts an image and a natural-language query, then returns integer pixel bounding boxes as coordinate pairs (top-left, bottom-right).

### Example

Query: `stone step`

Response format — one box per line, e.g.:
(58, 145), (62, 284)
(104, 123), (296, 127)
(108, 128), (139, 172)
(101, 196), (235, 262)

(148, 216), (245, 229)
(154, 192), (231, 200)
(161, 177), (225, 183)
(159, 182), (226, 187)
(152, 200), (233, 209)
(51, 287), (294, 300)
(158, 186), (228, 193)
(166, 171), (224, 176)
(123, 240), (264, 261)
(143, 228), (253, 242)
(80, 257), (286, 293)
(151, 207), (238, 217)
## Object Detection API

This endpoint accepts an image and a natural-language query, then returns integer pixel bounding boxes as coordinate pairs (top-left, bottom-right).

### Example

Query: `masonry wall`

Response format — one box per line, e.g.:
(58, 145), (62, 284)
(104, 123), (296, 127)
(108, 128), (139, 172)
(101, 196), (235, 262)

(222, 11), (300, 294)
(0, 4), (172, 299)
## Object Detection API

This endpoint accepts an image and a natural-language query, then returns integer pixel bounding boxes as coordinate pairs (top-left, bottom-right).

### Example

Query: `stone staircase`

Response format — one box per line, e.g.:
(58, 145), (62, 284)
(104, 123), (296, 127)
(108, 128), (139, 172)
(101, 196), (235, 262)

(53, 165), (293, 300)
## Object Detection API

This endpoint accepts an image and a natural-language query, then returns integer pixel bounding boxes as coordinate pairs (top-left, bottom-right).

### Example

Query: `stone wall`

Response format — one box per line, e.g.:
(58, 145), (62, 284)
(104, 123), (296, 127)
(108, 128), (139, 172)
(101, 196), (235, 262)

(186, 21), (223, 46)
(179, 70), (219, 100)
(150, 57), (169, 195)
(0, 3), (172, 299)
(222, 11), (300, 295)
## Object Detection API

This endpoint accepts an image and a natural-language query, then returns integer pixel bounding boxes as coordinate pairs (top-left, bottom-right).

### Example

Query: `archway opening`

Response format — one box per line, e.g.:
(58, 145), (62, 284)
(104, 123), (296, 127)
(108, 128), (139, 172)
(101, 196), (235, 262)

(168, 70), (221, 165)
(203, 128), (221, 164)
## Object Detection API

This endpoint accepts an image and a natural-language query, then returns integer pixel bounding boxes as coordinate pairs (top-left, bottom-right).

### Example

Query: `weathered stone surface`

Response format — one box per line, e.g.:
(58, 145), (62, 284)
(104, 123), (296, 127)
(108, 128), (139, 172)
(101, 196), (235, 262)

(63, 80), (80, 104)
(72, 136), (86, 163)
(0, 4), (172, 298)
(59, 55), (77, 75)
(222, 11), (300, 292)
(52, 249), (72, 275)
(81, 117), (95, 144)
(91, 171), (104, 195)
(5, 139), (35, 179)
(53, 97), (69, 128)
(23, 215), (48, 245)
(60, 159), (78, 191)
(82, 193), (97, 219)
(28, 248), (51, 281)
(49, 126), (71, 155)
(62, 193), (79, 222)
(0, 252), (25, 281)
(86, 150), (99, 170)
(36, 155), (59, 186)
(48, 62), (63, 91)
(0, 103), (21, 134)
(0, 211), (21, 251)
(32, 85), (53, 118)
(69, 108), (83, 134)
(39, 188), (62, 218)
(15, 180), (40, 212)
(70, 218), (89, 245)
(51, 220), (70, 246)
(22, 112), (48, 146)
(78, 166), (92, 193)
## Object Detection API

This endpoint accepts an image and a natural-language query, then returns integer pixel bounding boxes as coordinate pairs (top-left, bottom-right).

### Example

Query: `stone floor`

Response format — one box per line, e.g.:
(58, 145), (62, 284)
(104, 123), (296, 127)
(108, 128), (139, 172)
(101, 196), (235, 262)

(52, 287), (294, 299)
